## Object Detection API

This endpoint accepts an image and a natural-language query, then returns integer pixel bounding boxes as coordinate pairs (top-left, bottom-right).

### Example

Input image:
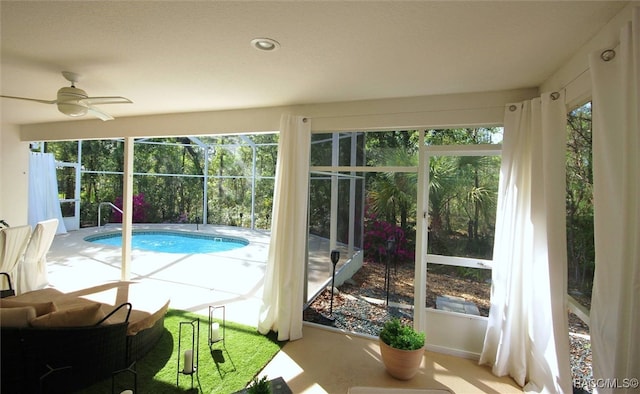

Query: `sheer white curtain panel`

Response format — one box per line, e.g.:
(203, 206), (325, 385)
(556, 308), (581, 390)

(479, 92), (572, 393)
(588, 7), (639, 394)
(258, 114), (311, 341)
(28, 153), (67, 234)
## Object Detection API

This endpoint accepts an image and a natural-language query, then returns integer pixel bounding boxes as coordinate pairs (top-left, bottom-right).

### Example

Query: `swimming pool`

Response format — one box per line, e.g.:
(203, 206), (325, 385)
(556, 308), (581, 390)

(85, 230), (249, 254)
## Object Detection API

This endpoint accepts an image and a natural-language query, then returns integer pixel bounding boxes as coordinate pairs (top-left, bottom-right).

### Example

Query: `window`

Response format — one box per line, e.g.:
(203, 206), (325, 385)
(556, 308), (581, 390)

(43, 135), (279, 229)
(566, 102), (594, 391)
(305, 127), (502, 335)
(566, 102), (594, 313)
(56, 163), (79, 218)
(305, 130), (419, 334)
(424, 128), (502, 317)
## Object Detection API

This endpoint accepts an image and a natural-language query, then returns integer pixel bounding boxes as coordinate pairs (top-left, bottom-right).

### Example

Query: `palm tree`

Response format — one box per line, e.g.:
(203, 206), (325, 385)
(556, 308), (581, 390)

(367, 150), (417, 231)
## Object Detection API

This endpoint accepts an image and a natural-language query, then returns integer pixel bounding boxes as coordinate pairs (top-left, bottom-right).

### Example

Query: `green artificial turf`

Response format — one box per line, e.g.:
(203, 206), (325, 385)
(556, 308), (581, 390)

(77, 309), (284, 394)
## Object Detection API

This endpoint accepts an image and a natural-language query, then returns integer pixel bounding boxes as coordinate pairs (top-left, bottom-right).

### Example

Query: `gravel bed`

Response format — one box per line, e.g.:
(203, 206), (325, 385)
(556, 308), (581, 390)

(303, 289), (413, 337)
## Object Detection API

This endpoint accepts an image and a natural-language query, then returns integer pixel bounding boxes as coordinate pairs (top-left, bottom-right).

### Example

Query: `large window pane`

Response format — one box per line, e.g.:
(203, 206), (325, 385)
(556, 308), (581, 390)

(426, 127), (503, 145)
(566, 102), (594, 310)
(426, 263), (491, 316)
(566, 102), (594, 392)
(60, 201), (75, 217)
(44, 135), (277, 228)
(424, 127), (502, 318)
(310, 131), (418, 167)
(308, 173), (364, 246)
(56, 166), (76, 201)
(306, 130), (416, 335)
(427, 155), (500, 260)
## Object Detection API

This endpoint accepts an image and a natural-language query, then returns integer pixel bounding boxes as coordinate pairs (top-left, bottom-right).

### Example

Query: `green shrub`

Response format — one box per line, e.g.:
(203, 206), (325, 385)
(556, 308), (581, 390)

(379, 318), (425, 351)
(247, 375), (271, 394)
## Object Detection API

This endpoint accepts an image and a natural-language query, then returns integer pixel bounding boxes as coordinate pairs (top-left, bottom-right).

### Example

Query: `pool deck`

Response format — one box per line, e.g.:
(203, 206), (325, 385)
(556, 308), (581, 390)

(45, 224), (349, 327)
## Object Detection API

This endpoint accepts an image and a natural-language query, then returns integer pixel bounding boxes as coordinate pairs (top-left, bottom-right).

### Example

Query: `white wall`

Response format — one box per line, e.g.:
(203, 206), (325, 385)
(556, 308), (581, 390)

(541, 1), (639, 107)
(0, 123), (29, 226)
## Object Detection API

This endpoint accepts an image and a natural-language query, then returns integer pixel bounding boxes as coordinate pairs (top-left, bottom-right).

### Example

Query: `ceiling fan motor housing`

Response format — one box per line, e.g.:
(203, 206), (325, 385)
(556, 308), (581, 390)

(57, 86), (88, 117)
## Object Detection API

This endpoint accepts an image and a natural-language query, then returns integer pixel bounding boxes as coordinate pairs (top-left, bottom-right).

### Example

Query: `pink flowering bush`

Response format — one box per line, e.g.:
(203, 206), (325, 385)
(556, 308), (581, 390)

(363, 206), (413, 262)
(111, 193), (149, 223)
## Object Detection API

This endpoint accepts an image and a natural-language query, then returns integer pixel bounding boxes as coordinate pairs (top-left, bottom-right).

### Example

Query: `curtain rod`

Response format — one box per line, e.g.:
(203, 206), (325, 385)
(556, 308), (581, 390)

(554, 47), (617, 98)
(303, 104), (507, 122)
(508, 46), (618, 113)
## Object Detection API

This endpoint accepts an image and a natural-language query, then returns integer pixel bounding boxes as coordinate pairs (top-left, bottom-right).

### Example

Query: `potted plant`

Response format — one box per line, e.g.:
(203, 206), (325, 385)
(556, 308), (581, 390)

(246, 375), (271, 394)
(379, 318), (425, 380)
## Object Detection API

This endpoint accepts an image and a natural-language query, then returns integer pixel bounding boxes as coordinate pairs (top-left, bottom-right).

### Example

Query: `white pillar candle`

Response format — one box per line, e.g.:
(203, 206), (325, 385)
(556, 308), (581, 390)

(211, 322), (220, 341)
(183, 349), (193, 373)
(120, 391), (133, 394)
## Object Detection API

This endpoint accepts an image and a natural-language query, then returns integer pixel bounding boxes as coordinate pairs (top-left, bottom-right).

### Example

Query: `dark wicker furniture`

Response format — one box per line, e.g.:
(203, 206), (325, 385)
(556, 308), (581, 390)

(0, 279), (168, 393)
(2, 321), (130, 393)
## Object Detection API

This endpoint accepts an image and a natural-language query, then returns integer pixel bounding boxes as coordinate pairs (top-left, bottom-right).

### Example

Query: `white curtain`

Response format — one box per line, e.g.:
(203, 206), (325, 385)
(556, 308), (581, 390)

(589, 7), (639, 394)
(258, 114), (311, 341)
(28, 152), (67, 234)
(479, 92), (572, 393)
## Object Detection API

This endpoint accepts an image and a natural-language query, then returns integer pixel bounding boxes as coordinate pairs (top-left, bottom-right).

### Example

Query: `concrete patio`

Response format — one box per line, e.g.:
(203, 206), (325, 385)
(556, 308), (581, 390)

(45, 223), (350, 327)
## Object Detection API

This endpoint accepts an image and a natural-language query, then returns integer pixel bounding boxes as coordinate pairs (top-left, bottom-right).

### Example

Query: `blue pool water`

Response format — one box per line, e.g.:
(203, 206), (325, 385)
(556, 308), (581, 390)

(85, 231), (249, 254)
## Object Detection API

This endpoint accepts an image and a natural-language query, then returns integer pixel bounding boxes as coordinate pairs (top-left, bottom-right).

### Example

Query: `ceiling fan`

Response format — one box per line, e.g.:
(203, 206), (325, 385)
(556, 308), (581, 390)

(0, 71), (132, 121)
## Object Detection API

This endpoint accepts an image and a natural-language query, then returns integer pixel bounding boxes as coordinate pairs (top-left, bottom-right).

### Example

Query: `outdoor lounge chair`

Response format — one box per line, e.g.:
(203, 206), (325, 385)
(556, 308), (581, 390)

(0, 224), (32, 290)
(1, 280), (169, 393)
(16, 218), (58, 294)
(1, 302), (133, 393)
(0, 272), (15, 298)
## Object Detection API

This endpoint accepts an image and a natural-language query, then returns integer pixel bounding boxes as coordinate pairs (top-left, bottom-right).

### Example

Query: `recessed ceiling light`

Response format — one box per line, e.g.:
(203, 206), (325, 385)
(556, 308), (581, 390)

(251, 38), (280, 51)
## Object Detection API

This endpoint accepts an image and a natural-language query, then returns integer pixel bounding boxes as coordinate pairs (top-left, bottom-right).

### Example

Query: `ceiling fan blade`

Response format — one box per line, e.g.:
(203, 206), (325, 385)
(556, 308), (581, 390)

(1, 95), (56, 104)
(86, 106), (114, 121)
(81, 96), (132, 105)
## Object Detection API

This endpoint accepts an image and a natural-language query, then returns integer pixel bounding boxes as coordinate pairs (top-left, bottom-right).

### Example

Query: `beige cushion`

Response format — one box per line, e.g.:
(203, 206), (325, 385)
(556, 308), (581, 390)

(0, 306), (36, 327)
(0, 298), (57, 317)
(348, 389), (452, 394)
(30, 302), (105, 328)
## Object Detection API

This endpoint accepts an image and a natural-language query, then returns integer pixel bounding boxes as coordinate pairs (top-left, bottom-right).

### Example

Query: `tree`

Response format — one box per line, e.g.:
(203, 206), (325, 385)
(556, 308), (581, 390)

(365, 131), (418, 230)
(566, 102), (594, 298)
(424, 128), (501, 259)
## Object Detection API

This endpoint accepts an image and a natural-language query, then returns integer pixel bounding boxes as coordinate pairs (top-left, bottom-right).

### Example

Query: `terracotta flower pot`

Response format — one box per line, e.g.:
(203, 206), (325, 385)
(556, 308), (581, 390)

(379, 338), (424, 380)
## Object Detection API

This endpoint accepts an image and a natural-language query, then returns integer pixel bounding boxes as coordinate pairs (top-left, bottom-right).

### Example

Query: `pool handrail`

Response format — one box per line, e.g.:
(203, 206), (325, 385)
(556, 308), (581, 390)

(98, 202), (123, 228)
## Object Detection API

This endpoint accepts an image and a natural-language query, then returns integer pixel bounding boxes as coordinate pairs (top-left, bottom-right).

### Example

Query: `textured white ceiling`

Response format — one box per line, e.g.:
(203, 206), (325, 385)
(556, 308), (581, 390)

(0, 1), (629, 125)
